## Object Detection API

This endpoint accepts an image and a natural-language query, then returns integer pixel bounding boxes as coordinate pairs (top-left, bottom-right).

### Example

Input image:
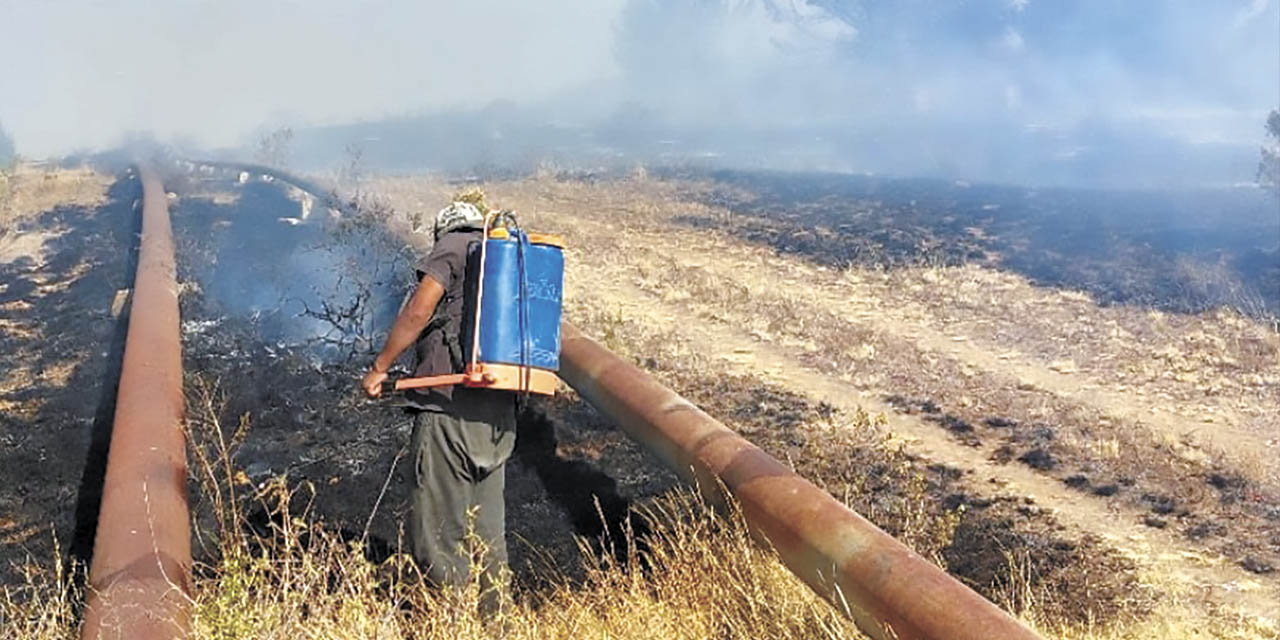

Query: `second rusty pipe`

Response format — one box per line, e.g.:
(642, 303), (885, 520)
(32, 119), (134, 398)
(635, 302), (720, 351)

(81, 165), (191, 640)
(558, 322), (1040, 640)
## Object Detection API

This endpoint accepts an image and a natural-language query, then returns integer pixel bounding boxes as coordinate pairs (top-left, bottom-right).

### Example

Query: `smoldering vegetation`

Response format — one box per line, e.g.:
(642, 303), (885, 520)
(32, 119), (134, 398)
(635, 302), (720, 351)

(130, 167), (1158, 626)
(166, 167), (668, 599)
(3, 1), (1278, 637)
(173, 176), (411, 360)
(2, 156), (1275, 639)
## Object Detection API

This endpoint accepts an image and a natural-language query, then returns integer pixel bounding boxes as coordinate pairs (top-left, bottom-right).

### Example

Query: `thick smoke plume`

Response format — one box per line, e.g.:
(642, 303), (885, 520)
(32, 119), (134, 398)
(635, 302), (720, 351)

(1, 0), (1277, 187)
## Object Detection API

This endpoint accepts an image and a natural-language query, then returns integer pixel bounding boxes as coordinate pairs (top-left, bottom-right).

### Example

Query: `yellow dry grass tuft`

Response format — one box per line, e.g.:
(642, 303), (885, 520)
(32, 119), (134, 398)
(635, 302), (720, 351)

(0, 376), (864, 640)
(0, 538), (79, 640)
(0, 163), (110, 230)
(175, 487), (863, 640)
(452, 187), (493, 214)
(4, 368), (1271, 640)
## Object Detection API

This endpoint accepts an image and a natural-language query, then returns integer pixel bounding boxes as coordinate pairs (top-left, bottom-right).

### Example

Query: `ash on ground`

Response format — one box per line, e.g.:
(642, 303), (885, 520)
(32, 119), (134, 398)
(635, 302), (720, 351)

(172, 171), (675, 590)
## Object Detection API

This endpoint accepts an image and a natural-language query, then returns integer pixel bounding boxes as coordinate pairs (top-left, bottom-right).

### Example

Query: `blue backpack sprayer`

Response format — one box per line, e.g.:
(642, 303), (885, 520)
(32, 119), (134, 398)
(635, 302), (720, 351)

(384, 211), (565, 396)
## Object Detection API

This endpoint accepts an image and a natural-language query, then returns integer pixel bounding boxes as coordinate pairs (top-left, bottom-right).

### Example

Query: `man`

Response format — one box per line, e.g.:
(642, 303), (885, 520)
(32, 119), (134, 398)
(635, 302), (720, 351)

(361, 201), (515, 600)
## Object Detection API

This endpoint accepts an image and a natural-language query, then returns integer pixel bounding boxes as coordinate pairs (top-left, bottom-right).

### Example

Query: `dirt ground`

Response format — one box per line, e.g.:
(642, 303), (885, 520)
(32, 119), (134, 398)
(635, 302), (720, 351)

(0, 164), (131, 577)
(0, 164), (672, 600)
(1, 162), (1277, 634)
(370, 171), (1280, 626)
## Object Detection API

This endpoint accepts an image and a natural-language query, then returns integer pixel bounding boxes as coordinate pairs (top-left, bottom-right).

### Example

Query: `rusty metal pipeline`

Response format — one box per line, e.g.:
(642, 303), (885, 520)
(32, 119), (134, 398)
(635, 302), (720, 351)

(81, 165), (191, 640)
(559, 323), (1041, 640)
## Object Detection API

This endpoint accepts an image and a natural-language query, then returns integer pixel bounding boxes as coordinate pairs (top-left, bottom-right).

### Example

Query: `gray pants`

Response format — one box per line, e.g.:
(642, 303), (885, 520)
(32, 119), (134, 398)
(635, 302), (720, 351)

(409, 395), (516, 594)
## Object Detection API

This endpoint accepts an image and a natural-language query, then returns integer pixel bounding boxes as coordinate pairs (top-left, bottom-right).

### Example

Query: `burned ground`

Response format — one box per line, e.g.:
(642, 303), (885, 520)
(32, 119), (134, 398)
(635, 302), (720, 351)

(652, 170), (1280, 578)
(3, 164), (1277, 636)
(387, 170), (1278, 628)
(0, 169), (138, 582)
(0, 168), (667, 601)
(535, 170), (1279, 584)
(672, 169), (1279, 316)
(568, 306), (1152, 628)
(168, 171), (670, 594)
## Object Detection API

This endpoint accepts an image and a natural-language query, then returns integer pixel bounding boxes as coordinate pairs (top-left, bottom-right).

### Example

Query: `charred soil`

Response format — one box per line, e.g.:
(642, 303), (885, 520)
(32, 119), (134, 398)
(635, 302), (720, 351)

(3, 164), (1277, 637)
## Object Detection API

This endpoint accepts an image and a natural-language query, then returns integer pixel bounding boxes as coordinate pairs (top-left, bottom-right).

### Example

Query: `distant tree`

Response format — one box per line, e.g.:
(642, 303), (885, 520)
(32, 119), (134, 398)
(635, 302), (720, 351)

(1260, 109), (1280, 196)
(0, 120), (14, 168)
(254, 126), (294, 169)
(339, 143), (365, 197)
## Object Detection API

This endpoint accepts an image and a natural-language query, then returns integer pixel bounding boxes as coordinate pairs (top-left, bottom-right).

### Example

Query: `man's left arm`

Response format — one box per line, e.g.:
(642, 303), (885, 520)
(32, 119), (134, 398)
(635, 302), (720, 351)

(361, 275), (445, 397)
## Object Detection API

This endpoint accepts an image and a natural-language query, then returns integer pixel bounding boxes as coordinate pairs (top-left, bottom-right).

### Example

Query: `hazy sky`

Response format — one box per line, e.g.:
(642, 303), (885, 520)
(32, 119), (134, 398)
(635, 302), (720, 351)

(0, 0), (624, 154)
(2, 0), (1277, 166)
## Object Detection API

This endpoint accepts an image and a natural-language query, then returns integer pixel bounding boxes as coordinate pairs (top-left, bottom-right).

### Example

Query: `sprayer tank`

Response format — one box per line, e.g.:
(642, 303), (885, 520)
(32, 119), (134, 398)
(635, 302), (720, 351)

(462, 233), (564, 372)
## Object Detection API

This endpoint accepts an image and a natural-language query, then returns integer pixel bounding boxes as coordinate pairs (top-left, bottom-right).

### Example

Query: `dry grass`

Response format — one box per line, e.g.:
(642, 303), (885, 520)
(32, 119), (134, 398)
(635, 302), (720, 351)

(0, 163), (110, 230)
(9, 170), (1271, 639)
(4, 323), (1269, 640)
(0, 162), (114, 422)
(6, 518), (1272, 640)
(181, 485), (861, 640)
(397, 172), (1278, 633)
(0, 377), (863, 640)
(1005, 549), (1279, 640)
(451, 173), (1277, 569)
(566, 300), (1161, 631)
(568, 300), (963, 567)
(0, 171), (9, 217)
(0, 541), (79, 640)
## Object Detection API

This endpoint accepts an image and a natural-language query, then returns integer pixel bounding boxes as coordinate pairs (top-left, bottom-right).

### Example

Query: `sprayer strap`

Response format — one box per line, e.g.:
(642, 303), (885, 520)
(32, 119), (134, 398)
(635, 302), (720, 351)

(443, 332), (463, 373)
(420, 310), (464, 374)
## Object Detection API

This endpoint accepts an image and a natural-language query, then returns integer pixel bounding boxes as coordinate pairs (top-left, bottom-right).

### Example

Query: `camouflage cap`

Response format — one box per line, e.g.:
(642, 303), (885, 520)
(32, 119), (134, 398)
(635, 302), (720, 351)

(432, 201), (485, 240)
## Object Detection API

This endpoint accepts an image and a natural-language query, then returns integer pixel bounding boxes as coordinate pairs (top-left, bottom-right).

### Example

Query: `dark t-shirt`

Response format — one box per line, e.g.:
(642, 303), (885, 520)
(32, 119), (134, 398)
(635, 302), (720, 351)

(405, 230), (512, 413)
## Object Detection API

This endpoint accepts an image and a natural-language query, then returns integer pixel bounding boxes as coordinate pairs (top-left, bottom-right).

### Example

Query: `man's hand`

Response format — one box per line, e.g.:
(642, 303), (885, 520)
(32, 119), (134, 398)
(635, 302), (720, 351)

(362, 367), (389, 398)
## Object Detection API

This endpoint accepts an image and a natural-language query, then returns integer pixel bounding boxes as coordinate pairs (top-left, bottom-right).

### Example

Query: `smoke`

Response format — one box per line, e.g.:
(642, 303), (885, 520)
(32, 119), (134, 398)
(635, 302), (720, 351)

(0, 0), (622, 155)
(598, 0), (1279, 186)
(1, 0), (1276, 186)
(609, 1), (857, 125)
